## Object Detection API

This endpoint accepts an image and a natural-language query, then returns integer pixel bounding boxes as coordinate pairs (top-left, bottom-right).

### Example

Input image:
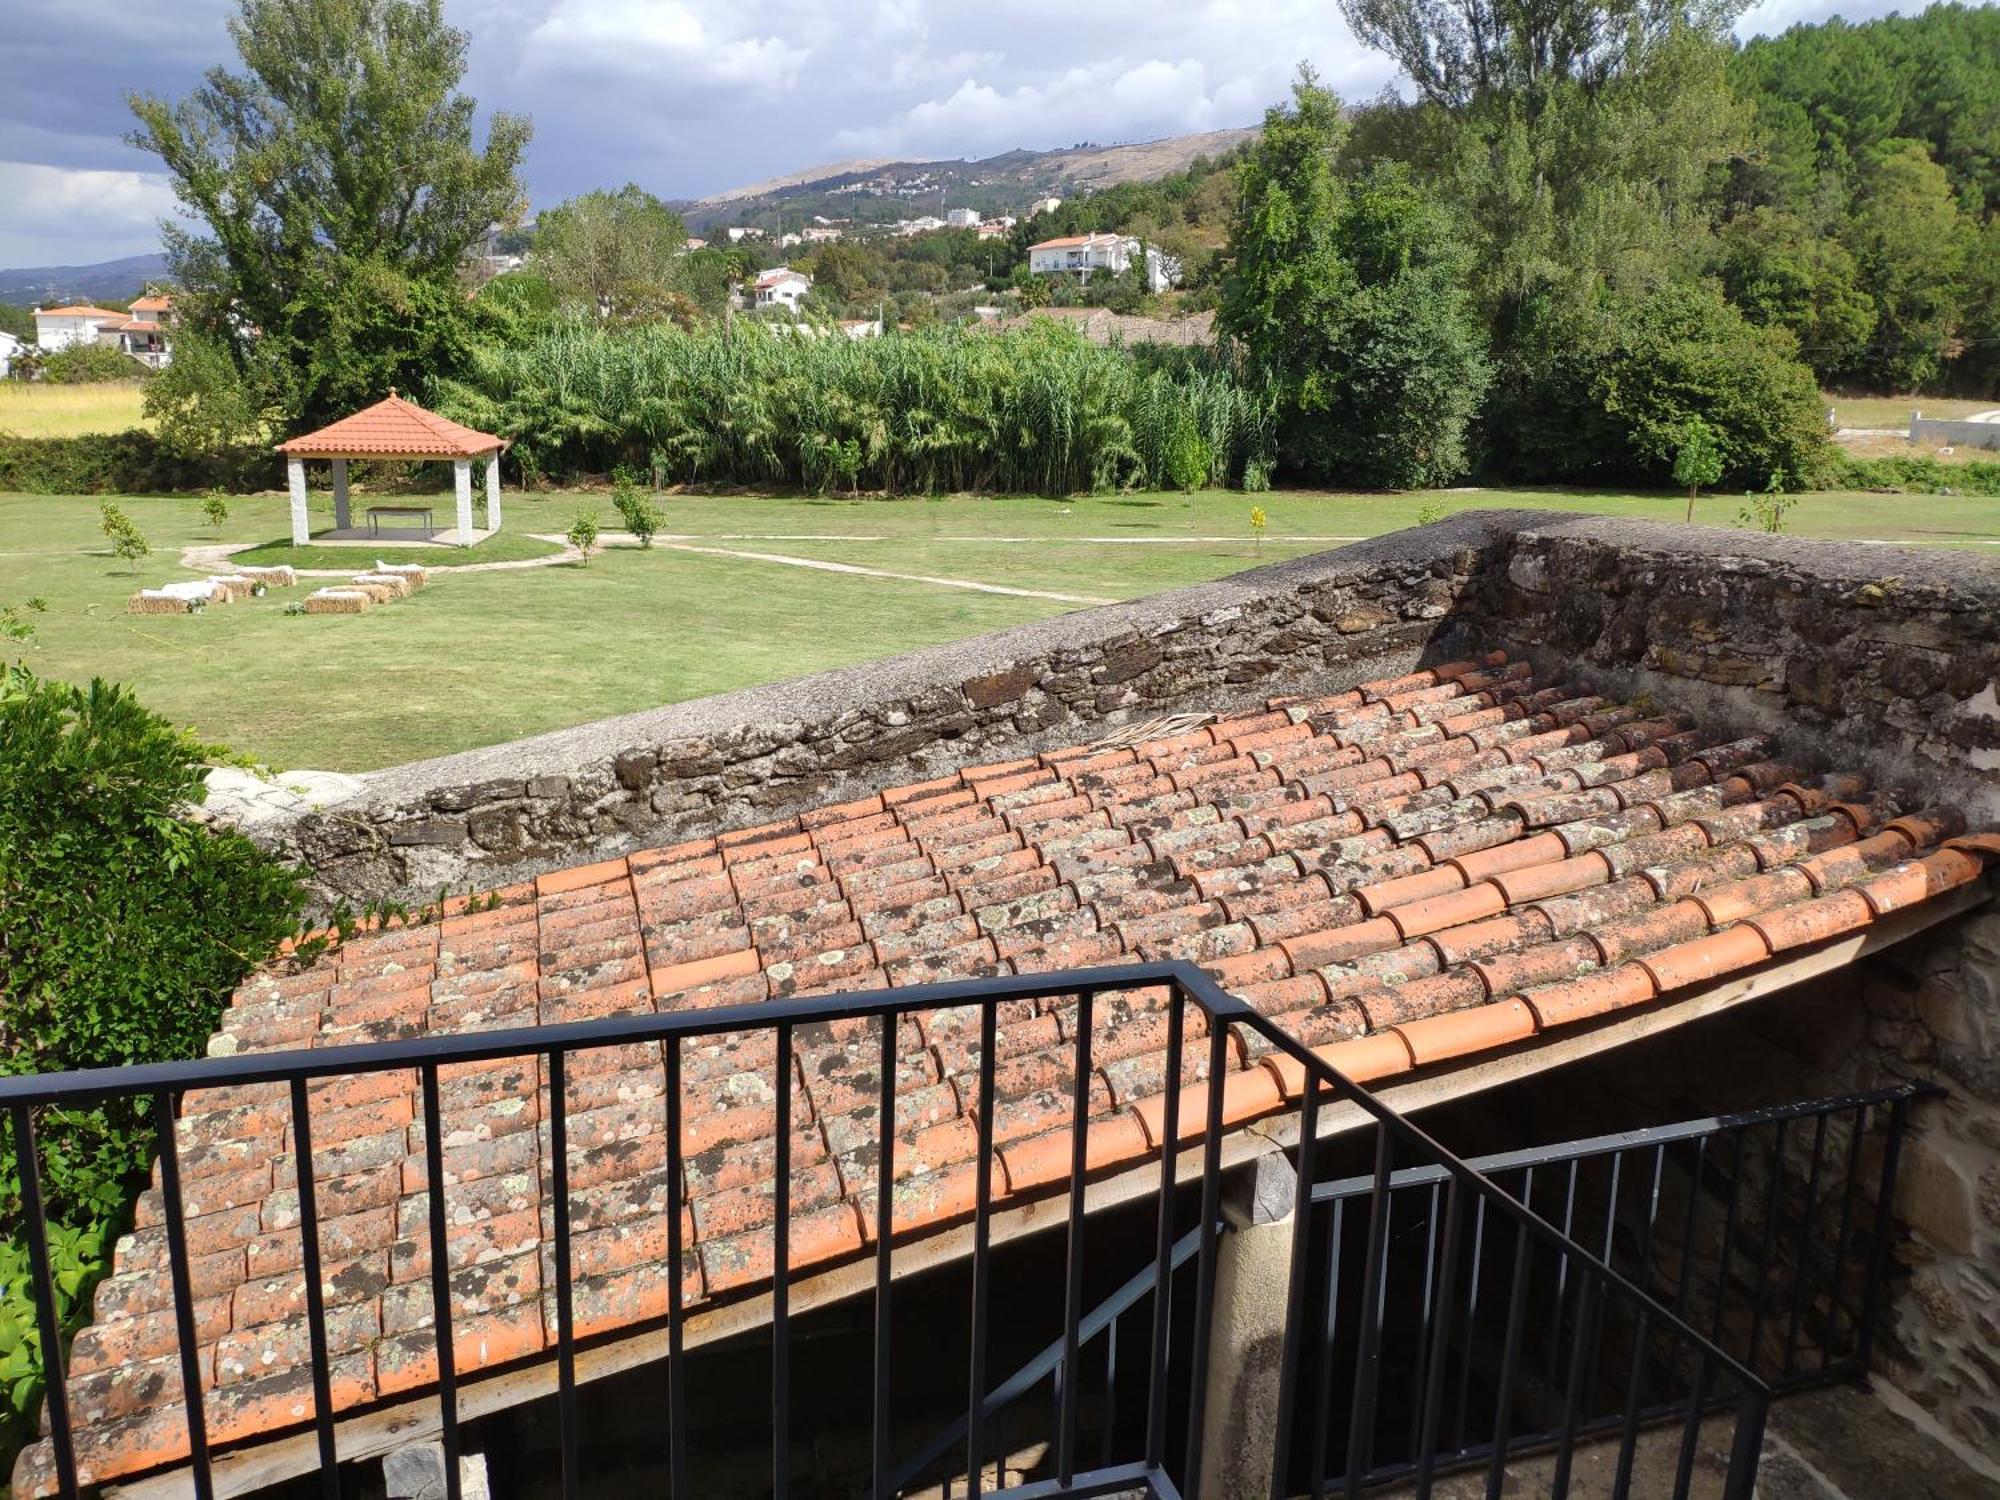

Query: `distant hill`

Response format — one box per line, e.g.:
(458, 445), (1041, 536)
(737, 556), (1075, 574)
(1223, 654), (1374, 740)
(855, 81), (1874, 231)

(0, 253), (168, 307)
(674, 127), (1258, 231)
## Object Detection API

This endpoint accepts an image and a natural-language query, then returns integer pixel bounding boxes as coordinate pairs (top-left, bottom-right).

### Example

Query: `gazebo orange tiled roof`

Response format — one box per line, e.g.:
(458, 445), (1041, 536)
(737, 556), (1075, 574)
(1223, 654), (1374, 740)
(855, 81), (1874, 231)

(274, 393), (507, 547)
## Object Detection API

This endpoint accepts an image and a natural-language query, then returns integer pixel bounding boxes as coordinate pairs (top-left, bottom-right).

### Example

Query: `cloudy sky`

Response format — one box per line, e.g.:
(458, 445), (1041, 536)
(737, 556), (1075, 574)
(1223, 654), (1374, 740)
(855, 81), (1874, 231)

(1, 0), (1928, 268)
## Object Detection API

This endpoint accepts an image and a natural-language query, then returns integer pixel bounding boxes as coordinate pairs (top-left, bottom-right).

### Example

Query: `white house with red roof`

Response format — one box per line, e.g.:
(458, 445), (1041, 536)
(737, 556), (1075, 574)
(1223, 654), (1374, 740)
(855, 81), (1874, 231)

(1027, 232), (1180, 291)
(29, 295), (175, 367)
(30, 303), (129, 353)
(748, 266), (812, 313)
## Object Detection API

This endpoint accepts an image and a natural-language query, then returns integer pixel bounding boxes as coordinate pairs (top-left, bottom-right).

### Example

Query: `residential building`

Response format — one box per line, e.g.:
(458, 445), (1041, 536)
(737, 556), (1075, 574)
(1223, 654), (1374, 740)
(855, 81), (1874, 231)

(1025, 232), (1180, 291)
(30, 303), (129, 353)
(778, 232), (803, 249)
(801, 225), (844, 244)
(109, 294), (175, 368)
(1027, 194), (1063, 216)
(897, 215), (947, 237)
(0, 329), (19, 378)
(976, 216), (1016, 240)
(748, 266), (811, 313)
(725, 226), (765, 243)
(944, 207), (981, 229)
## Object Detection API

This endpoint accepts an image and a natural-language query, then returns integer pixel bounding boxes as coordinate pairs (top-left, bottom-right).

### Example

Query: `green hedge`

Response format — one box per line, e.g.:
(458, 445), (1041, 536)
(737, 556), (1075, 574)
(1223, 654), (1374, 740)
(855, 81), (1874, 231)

(0, 669), (303, 1464)
(0, 432), (281, 495)
(1829, 452), (2000, 495)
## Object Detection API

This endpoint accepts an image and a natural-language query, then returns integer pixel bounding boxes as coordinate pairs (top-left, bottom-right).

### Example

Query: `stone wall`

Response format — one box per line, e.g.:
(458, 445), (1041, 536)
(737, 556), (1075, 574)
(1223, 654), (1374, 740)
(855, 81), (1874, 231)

(269, 512), (1507, 906)
(252, 510), (2000, 908)
(1480, 516), (2000, 824)
(1911, 417), (2000, 452)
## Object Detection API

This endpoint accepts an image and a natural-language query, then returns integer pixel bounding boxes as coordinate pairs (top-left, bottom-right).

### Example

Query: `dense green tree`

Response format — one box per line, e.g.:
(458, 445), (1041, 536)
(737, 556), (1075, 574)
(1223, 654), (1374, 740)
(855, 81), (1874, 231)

(1220, 76), (1489, 486)
(534, 185), (689, 321)
(1840, 139), (1973, 389)
(128, 0), (530, 431)
(1712, 207), (1876, 379)
(1489, 279), (1829, 486)
(1336, 0), (1742, 110)
(0, 304), (33, 342)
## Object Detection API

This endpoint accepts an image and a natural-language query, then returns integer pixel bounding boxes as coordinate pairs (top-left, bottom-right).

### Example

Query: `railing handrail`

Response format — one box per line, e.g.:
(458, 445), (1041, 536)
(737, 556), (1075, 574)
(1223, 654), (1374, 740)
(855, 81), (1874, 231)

(1308, 1080), (1945, 1201)
(0, 960), (1195, 1105)
(1175, 968), (1778, 1402)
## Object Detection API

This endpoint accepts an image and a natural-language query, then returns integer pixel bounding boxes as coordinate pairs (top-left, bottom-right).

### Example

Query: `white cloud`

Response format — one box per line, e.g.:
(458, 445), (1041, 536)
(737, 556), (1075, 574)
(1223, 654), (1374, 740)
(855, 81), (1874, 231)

(0, 161), (179, 266)
(521, 0), (808, 92)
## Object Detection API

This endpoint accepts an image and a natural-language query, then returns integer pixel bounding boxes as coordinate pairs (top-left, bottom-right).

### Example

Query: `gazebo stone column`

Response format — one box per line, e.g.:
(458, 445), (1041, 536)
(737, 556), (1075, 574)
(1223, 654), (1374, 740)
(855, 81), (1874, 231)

(484, 454), (502, 530)
(331, 458), (351, 531)
(287, 457), (310, 546)
(453, 459), (475, 545)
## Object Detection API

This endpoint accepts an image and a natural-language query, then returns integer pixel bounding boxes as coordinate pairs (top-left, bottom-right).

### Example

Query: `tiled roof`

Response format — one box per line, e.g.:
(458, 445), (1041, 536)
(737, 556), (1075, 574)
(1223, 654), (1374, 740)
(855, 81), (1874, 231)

(275, 393), (503, 459)
(33, 304), (126, 320)
(1029, 233), (1123, 251)
(130, 295), (173, 313)
(20, 651), (1995, 1492)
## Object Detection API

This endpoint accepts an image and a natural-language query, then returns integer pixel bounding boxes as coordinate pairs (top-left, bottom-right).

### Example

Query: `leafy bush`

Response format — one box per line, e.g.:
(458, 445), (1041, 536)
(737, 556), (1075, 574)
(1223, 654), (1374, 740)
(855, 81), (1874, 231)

(1489, 281), (1832, 490)
(98, 502), (150, 570)
(33, 344), (143, 385)
(566, 505), (599, 563)
(0, 432), (281, 495)
(0, 670), (303, 1464)
(1828, 453), (2000, 496)
(610, 475), (660, 547)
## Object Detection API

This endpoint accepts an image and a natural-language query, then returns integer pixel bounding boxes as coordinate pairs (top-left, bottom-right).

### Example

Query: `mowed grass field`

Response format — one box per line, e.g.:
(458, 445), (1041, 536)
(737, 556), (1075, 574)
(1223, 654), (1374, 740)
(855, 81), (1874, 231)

(1, 485), (1993, 772)
(0, 380), (152, 436)
(1826, 392), (1995, 428)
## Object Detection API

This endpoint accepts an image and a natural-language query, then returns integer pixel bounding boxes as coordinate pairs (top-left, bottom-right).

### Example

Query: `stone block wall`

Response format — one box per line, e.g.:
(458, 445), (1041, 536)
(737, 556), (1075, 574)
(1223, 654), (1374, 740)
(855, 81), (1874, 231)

(271, 512), (1510, 906)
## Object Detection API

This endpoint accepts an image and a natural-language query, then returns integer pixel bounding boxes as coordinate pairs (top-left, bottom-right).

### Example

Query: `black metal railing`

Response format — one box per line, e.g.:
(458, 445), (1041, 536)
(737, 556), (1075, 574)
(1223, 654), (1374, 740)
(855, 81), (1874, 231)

(1297, 1083), (1933, 1493)
(0, 962), (1815, 1500)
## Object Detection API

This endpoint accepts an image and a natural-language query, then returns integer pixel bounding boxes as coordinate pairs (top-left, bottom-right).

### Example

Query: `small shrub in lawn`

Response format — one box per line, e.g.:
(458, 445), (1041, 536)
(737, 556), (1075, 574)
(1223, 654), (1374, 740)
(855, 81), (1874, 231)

(97, 502), (150, 570)
(201, 490), (231, 529)
(567, 505), (600, 564)
(610, 475), (660, 547)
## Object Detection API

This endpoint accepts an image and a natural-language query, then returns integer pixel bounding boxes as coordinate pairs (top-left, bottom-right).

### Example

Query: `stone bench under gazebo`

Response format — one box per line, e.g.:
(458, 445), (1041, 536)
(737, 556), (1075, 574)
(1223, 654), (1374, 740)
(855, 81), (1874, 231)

(275, 392), (508, 547)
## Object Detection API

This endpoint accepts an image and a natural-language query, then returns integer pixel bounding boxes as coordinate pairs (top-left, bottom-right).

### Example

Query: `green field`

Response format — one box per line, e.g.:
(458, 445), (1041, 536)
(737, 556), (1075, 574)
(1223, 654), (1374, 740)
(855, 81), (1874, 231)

(0, 381), (153, 437)
(1, 486), (1993, 772)
(1825, 392), (1995, 429)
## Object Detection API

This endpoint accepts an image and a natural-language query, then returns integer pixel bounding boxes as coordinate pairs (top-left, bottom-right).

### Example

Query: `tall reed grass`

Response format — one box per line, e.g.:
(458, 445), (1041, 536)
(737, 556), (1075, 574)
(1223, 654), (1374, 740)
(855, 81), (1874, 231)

(434, 319), (1274, 494)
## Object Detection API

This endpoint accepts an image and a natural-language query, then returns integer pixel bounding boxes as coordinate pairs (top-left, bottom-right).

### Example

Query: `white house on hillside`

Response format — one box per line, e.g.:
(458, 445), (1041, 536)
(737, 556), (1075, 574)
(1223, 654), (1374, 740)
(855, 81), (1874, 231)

(1026, 233), (1180, 292)
(944, 207), (980, 229)
(725, 226), (765, 243)
(749, 267), (811, 313)
(1028, 196), (1063, 217)
(31, 304), (128, 353)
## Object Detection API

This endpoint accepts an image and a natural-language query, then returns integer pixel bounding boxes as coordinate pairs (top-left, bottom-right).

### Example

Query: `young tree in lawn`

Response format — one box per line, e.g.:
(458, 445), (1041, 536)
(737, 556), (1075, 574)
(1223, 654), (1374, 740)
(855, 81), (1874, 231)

(128, 0), (530, 434)
(1674, 418), (1723, 521)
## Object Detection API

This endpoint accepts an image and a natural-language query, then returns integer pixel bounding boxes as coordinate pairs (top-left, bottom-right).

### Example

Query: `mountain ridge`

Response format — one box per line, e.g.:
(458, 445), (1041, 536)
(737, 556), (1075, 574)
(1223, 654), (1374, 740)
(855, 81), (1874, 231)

(674, 126), (1258, 230)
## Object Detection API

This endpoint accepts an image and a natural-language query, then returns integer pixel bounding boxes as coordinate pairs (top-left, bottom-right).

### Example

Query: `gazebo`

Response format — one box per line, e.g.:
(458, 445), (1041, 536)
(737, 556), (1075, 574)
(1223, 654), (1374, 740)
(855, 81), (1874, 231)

(274, 392), (507, 547)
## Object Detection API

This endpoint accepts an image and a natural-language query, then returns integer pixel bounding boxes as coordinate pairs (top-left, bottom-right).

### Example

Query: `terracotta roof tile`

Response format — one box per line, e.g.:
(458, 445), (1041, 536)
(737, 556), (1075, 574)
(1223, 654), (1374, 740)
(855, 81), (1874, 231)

(22, 650), (1997, 1494)
(274, 393), (504, 459)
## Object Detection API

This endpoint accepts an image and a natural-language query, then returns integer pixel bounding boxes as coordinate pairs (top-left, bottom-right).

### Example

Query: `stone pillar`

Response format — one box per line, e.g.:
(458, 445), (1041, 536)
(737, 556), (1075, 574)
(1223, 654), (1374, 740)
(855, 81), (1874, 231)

(484, 454), (502, 531)
(331, 457), (351, 531)
(453, 458), (474, 545)
(287, 457), (310, 546)
(1199, 1152), (1303, 1500)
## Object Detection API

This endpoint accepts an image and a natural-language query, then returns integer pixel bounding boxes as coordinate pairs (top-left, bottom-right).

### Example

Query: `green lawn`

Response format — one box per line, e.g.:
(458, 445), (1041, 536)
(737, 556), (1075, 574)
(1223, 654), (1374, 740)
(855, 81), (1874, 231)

(229, 528), (565, 569)
(2, 486), (1993, 773)
(1825, 392), (1995, 429)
